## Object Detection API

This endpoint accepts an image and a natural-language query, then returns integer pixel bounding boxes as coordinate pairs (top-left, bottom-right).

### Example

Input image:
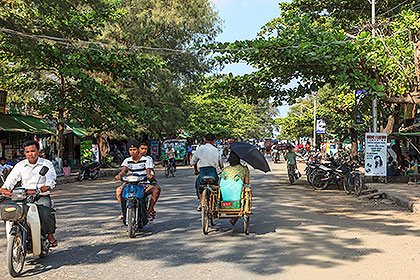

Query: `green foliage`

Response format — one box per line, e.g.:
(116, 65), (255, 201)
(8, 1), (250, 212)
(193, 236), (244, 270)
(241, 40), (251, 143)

(184, 76), (275, 139)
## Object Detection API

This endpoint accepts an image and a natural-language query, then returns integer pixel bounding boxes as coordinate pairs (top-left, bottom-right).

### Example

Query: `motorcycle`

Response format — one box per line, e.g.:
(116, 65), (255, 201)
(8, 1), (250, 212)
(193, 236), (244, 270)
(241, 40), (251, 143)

(120, 174), (154, 238)
(1, 166), (51, 277)
(78, 158), (100, 181)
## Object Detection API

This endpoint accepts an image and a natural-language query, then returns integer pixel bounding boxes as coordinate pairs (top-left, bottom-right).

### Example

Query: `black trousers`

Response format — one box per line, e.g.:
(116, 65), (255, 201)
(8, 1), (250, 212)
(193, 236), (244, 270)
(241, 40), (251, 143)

(35, 195), (56, 235)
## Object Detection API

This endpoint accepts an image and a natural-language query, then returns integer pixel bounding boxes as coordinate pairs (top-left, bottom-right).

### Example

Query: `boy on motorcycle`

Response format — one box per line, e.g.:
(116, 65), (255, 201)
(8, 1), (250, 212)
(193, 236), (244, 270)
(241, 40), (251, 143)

(0, 140), (58, 247)
(115, 140), (161, 220)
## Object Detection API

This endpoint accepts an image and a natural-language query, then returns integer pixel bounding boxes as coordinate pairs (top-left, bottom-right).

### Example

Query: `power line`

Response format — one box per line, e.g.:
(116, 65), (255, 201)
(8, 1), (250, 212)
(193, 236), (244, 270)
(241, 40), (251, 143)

(378, 0), (412, 17)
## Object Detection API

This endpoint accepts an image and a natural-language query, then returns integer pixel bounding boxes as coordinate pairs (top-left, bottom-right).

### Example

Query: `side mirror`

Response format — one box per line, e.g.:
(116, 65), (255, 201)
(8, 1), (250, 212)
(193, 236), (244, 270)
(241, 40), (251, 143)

(39, 166), (49, 176)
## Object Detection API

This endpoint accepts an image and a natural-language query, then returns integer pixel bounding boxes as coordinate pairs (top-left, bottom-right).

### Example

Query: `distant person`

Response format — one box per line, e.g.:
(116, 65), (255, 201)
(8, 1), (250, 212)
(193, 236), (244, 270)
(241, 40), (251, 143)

(0, 157), (12, 178)
(191, 133), (223, 211)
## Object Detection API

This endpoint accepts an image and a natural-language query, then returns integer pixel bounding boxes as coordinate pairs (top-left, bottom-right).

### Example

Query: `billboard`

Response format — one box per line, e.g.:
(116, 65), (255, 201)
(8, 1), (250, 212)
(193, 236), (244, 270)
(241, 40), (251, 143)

(316, 119), (326, 134)
(365, 133), (387, 176)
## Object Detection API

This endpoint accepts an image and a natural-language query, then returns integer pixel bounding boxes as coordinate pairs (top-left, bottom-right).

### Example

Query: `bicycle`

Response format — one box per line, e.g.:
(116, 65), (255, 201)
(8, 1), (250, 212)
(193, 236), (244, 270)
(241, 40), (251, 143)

(164, 159), (176, 178)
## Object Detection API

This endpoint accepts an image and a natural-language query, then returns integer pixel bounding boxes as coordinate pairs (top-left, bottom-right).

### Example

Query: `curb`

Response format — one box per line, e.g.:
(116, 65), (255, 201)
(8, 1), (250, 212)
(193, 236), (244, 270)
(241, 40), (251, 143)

(370, 186), (420, 214)
(56, 168), (119, 186)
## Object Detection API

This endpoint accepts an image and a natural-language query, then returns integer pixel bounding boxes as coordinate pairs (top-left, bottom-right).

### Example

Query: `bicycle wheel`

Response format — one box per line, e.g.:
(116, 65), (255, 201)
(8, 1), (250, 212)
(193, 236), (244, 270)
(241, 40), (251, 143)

(343, 175), (354, 195)
(201, 190), (209, 235)
(165, 164), (169, 178)
(354, 174), (364, 196)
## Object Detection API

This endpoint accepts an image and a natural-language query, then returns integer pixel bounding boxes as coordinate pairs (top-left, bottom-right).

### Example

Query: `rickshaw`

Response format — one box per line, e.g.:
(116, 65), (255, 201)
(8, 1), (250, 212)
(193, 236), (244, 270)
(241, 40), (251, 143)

(199, 172), (252, 235)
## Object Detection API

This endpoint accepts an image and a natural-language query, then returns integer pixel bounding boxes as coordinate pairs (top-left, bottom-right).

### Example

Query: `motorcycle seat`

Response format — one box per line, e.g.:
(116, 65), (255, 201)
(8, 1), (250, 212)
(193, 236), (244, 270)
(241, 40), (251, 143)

(201, 176), (217, 185)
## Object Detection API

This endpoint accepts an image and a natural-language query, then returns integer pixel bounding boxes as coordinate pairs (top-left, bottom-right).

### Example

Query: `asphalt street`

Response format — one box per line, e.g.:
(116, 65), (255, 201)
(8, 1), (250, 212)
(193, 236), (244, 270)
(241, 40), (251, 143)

(1, 160), (420, 279)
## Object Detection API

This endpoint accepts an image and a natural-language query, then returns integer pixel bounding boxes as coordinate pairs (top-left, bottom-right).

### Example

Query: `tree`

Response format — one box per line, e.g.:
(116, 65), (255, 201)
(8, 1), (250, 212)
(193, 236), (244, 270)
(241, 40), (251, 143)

(205, 2), (420, 155)
(184, 76), (275, 139)
(0, 0), (165, 158)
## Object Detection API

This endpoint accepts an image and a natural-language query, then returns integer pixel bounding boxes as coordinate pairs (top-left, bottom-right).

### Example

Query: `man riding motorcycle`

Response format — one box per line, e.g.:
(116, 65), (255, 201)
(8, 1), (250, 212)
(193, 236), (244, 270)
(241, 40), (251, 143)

(115, 140), (161, 220)
(0, 140), (58, 247)
(191, 133), (223, 211)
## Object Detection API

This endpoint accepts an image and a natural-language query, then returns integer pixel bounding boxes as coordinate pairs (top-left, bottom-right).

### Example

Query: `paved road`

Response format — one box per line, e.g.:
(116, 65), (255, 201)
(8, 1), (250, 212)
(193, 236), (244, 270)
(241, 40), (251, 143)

(1, 161), (420, 279)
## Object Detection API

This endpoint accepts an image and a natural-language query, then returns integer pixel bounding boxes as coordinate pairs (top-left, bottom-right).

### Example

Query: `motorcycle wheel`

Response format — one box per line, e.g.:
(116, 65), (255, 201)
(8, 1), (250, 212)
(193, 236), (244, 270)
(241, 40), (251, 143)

(90, 169), (99, 180)
(243, 215), (250, 235)
(7, 228), (25, 277)
(201, 190), (209, 235)
(39, 236), (50, 258)
(312, 174), (330, 190)
(127, 207), (136, 238)
(78, 171), (85, 181)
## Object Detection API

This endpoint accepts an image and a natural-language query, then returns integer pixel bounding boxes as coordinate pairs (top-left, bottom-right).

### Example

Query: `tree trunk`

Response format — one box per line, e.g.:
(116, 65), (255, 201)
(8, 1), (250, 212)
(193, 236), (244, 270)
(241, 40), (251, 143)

(98, 132), (110, 161)
(57, 75), (65, 161)
(391, 139), (402, 163)
(349, 127), (358, 160)
(382, 115), (395, 135)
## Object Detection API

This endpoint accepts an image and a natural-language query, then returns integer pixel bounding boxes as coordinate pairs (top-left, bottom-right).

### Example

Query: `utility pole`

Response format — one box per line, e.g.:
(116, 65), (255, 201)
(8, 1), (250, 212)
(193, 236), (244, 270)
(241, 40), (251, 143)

(313, 95), (317, 150)
(372, 0), (377, 133)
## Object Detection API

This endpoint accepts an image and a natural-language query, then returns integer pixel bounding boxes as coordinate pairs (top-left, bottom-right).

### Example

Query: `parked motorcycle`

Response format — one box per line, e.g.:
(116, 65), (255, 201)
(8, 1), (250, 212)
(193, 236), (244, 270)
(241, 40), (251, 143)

(78, 158), (100, 181)
(1, 166), (51, 277)
(120, 174), (154, 238)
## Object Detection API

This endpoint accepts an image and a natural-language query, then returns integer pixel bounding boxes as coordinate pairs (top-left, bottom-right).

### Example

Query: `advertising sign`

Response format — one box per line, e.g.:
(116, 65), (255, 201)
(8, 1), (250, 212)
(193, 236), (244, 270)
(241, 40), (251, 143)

(316, 119), (326, 134)
(365, 133), (387, 176)
(150, 141), (159, 158)
(80, 140), (93, 161)
(92, 144), (99, 162)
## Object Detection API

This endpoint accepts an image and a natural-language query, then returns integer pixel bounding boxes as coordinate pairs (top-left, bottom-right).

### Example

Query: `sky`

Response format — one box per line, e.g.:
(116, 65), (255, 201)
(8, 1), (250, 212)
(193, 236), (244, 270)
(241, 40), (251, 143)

(210, 0), (291, 117)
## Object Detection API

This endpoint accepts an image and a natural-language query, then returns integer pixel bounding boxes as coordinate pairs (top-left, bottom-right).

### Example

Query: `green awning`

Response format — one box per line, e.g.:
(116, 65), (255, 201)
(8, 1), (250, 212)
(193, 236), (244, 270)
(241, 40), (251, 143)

(12, 115), (55, 134)
(0, 114), (54, 134)
(66, 123), (88, 138)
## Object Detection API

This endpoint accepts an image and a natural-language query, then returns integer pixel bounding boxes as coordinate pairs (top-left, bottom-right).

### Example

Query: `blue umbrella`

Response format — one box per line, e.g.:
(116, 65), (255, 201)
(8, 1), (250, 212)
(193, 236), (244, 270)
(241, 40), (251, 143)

(230, 142), (271, 172)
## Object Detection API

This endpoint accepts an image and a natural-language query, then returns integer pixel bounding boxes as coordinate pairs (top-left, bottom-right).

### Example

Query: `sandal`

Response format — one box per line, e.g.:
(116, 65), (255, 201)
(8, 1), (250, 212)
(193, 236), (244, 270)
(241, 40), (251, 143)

(49, 239), (58, 247)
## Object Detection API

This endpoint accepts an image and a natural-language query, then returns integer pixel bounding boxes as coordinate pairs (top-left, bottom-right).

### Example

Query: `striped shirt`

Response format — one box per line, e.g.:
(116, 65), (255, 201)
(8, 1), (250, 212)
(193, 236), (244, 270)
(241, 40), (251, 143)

(121, 156), (154, 177)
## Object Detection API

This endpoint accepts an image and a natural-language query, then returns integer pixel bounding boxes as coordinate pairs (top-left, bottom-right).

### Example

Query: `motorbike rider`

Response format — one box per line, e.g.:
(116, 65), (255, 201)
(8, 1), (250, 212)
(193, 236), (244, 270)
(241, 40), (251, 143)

(0, 140), (58, 247)
(191, 133), (223, 211)
(0, 156), (13, 178)
(165, 145), (176, 171)
(115, 140), (161, 220)
(285, 145), (299, 178)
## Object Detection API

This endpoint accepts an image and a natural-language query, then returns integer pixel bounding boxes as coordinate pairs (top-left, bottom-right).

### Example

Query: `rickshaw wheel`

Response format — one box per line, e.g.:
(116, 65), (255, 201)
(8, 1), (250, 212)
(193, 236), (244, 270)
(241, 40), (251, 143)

(210, 213), (215, 226)
(243, 215), (250, 235)
(201, 190), (209, 235)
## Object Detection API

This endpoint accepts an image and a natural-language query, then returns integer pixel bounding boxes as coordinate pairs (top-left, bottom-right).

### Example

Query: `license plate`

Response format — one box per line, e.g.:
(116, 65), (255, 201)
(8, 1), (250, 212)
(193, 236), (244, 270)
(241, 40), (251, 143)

(221, 201), (233, 207)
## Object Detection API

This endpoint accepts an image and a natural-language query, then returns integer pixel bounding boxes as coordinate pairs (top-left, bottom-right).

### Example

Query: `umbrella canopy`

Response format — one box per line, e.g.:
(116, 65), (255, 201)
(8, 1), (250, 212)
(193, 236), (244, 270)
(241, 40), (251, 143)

(230, 142), (271, 172)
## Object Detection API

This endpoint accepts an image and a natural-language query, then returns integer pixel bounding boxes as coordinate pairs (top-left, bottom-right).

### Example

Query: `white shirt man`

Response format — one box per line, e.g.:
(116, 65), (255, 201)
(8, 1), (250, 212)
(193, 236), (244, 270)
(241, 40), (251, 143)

(3, 157), (56, 195)
(191, 143), (223, 170)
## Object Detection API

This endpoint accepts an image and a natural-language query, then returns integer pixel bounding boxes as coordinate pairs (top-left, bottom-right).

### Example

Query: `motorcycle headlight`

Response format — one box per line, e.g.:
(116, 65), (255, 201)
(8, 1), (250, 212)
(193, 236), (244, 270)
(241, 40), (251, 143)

(11, 189), (27, 201)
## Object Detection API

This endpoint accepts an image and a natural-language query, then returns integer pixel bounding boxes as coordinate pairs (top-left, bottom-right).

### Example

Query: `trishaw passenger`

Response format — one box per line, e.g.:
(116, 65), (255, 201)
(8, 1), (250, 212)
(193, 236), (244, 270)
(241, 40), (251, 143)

(221, 151), (250, 226)
(192, 133), (223, 211)
(115, 140), (161, 220)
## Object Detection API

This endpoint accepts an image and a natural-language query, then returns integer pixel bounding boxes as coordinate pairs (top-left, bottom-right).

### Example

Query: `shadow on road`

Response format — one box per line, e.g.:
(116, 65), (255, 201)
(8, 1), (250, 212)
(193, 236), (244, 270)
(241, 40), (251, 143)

(0, 161), (418, 277)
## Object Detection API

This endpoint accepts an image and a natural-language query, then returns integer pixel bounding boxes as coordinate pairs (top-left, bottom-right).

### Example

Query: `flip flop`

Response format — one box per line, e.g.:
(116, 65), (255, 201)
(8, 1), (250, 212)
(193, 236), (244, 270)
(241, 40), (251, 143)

(49, 239), (58, 247)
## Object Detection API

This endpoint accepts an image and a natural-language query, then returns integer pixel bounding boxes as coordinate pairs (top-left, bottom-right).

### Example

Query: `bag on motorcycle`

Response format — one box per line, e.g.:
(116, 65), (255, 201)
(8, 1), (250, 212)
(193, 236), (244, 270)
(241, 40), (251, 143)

(1, 202), (25, 221)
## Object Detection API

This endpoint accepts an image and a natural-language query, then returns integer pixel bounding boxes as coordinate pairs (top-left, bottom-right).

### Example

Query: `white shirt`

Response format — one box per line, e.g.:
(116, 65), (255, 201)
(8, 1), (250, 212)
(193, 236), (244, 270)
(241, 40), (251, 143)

(121, 156), (154, 177)
(191, 143), (223, 169)
(3, 158), (57, 195)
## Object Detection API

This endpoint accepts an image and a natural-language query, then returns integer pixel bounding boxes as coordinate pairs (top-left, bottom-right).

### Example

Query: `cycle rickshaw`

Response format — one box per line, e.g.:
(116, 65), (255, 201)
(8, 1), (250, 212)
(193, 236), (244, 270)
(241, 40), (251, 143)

(199, 174), (252, 235)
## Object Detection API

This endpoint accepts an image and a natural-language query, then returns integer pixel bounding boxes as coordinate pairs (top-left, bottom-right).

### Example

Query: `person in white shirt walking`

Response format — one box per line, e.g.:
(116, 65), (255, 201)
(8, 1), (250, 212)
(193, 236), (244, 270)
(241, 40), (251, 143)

(191, 133), (223, 210)
(0, 140), (58, 247)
